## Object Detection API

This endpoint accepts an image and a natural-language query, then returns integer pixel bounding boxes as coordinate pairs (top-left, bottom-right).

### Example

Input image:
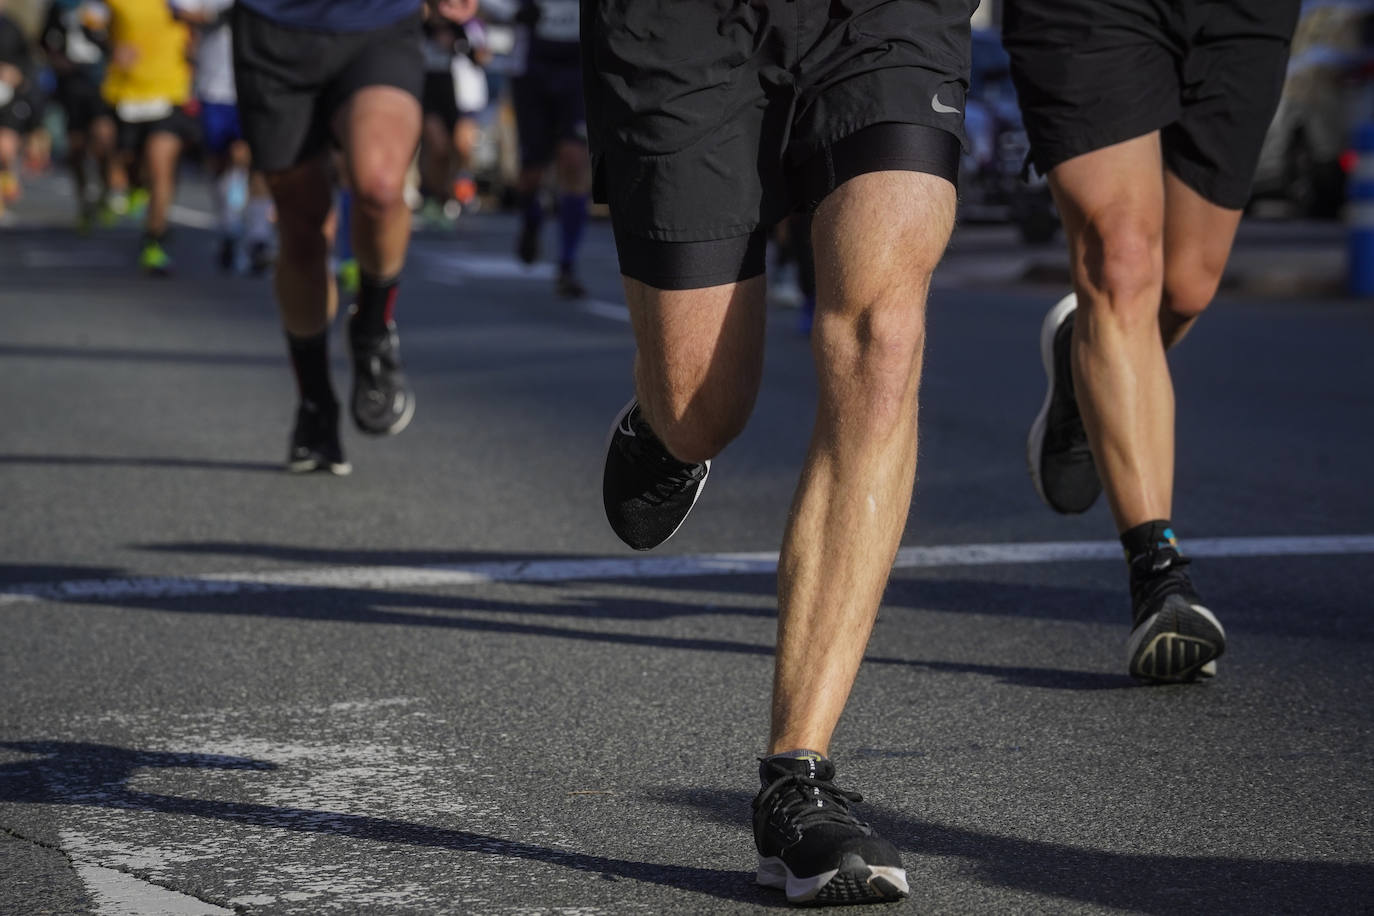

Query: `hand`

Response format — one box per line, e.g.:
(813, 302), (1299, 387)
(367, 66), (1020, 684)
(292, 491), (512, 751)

(0, 63), (21, 88)
(433, 0), (480, 25)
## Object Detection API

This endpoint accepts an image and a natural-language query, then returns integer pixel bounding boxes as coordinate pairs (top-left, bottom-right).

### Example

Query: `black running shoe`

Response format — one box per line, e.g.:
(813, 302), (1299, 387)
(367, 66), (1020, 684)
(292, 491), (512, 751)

(347, 313), (415, 436)
(556, 266), (587, 299)
(1027, 294), (1102, 514)
(1126, 548), (1225, 682)
(602, 399), (709, 550)
(753, 755), (909, 906)
(287, 400), (351, 475)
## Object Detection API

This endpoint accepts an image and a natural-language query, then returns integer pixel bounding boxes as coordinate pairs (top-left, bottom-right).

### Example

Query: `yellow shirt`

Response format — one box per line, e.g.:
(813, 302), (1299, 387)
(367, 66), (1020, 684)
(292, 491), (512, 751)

(101, 0), (191, 108)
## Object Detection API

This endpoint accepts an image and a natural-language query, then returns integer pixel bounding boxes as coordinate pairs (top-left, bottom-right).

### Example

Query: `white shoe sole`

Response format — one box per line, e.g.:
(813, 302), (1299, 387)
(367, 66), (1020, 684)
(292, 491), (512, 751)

(1027, 292), (1079, 510)
(757, 855), (909, 904)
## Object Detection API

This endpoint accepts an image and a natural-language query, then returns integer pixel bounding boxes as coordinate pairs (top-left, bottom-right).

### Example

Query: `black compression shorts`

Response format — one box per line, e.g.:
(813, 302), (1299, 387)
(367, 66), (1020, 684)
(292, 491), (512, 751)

(582, 0), (972, 290)
(1003, 0), (1301, 210)
(231, 6), (424, 173)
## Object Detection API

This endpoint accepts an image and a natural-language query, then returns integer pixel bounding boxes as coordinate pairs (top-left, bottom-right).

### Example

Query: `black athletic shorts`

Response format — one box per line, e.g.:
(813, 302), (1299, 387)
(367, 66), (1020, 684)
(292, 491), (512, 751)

(1003, 0), (1301, 210)
(422, 71), (460, 130)
(512, 59), (586, 168)
(583, 0), (972, 290)
(56, 73), (111, 133)
(231, 6), (424, 173)
(115, 105), (199, 154)
(0, 96), (37, 133)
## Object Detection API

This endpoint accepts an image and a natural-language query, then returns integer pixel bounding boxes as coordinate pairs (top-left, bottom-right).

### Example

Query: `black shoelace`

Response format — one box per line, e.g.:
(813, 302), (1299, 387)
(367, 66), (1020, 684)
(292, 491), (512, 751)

(620, 417), (706, 506)
(1129, 552), (1196, 623)
(756, 773), (866, 832)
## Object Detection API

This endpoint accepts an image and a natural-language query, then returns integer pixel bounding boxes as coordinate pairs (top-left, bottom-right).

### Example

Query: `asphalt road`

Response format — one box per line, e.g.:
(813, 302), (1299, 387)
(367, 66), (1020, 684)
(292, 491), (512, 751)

(2, 175), (1372, 915)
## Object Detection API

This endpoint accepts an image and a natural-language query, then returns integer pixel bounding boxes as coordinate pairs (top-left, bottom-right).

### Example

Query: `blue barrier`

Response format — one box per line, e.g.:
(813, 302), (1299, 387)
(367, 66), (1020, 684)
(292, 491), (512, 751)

(1348, 122), (1374, 296)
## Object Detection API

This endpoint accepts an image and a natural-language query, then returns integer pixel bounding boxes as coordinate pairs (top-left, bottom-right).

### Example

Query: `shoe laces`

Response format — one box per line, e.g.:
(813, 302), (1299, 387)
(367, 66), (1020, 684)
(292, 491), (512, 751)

(756, 772), (867, 833)
(619, 411), (706, 505)
(1129, 550), (1196, 620)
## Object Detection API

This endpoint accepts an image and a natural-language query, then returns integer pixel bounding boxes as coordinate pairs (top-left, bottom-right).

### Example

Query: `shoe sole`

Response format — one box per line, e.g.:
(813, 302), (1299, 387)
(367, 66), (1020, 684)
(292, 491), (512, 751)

(286, 457), (352, 476)
(1126, 602), (1225, 683)
(757, 854), (909, 905)
(1026, 293), (1095, 514)
(604, 397), (710, 551)
(352, 387), (416, 437)
(348, 314), (416, 437)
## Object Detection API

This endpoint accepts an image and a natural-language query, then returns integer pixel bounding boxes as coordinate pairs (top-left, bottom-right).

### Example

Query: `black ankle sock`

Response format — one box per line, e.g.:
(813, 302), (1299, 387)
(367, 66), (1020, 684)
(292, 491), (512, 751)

(286, 330), (334, 407)
(1121, 519), (1178, 566)
(354, 271), (398, 339)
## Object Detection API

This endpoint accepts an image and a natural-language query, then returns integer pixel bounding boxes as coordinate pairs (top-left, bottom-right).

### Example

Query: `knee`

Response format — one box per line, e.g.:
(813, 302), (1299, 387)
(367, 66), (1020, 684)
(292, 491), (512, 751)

(1076, 215), (1163, 329)
(818, 304), (926, 423)
(350, 165), (407, 219)
(1161, 255), (1223, 325)
(273, 204), (331, 259)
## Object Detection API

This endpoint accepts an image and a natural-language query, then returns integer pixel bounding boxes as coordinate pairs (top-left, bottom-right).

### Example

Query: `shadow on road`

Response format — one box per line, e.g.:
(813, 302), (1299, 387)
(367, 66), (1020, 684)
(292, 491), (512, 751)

(5, 548), (1135, 692)
(0, 454), (281, 473)
(0, 740), (778, 907)
(658, 787), (1374, 915)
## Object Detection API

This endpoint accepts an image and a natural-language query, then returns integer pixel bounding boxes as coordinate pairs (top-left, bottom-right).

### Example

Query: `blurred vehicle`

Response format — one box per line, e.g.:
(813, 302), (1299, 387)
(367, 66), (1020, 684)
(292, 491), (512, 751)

(1252, 0), (1374, 218)
(961, 29), (1058, 243)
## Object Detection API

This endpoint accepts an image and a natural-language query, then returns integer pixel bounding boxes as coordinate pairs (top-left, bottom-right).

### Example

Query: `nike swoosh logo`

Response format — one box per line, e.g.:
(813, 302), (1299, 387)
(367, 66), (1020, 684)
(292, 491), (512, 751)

(931, 93), (960, 115)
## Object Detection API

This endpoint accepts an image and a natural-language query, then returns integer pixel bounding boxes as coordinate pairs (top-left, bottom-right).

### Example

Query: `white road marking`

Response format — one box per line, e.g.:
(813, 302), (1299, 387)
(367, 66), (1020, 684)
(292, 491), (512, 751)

(2, 535), (1371, 608)
(66, 851), (233, 915)
(168, 206), (218, 231)
(579, 299), (631, 322)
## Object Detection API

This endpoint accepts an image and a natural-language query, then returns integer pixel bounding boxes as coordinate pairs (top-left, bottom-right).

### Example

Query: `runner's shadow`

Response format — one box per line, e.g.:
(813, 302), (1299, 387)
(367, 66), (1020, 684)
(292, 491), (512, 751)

(659, 788), (1374, 915)
(0, 740), (779, 907)
(0, 454), (281, 473)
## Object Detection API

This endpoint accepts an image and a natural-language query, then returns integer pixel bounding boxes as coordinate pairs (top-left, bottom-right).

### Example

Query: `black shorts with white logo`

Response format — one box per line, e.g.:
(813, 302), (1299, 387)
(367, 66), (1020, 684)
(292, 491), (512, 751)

(231, 6), (424, 173)
(1003, 0), (1301, 209)
(582, 0), (972, 290)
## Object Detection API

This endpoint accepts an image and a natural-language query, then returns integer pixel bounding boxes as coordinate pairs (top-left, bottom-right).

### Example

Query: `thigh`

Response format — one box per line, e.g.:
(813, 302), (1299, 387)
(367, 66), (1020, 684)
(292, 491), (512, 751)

(1164, 0), (1301, 209)
(337, 85), (421, 189)
(812, 170), (956, 322)
(1005, 0), (1181, 178)
(623, 274), (768, 423)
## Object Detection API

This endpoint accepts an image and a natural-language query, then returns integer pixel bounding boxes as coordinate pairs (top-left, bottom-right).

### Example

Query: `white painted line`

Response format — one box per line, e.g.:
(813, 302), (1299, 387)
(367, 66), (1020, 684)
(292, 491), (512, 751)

(580, 299), (631, 322)
(70, 860), (233, 916)
(168, 205), (217, 231)
(2, 535), (1371, 608)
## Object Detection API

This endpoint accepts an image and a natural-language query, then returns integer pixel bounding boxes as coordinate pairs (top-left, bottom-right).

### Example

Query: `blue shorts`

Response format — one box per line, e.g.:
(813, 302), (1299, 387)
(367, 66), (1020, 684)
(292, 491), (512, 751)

(199, 102), (243, 156)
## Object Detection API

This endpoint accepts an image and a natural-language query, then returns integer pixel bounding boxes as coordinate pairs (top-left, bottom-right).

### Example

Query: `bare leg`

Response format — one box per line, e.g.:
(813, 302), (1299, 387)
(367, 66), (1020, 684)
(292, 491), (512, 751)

(336, 86), (421, 279)
(265, 156), (336, 337)
(769, 170), (955, 754)
(1049, 135), (1172, 531)
(1159, 171), (1243, 348)
(142, 130), (182, 237)
(621, 275), (767, 463)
